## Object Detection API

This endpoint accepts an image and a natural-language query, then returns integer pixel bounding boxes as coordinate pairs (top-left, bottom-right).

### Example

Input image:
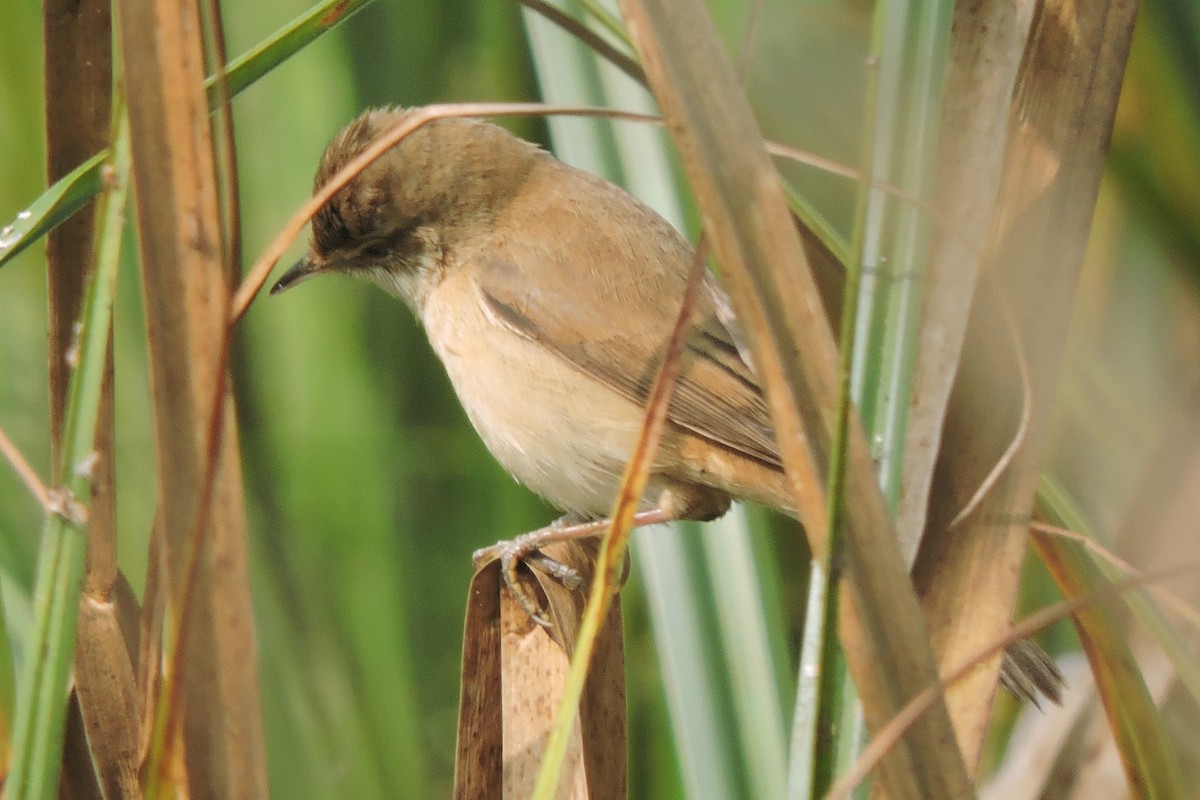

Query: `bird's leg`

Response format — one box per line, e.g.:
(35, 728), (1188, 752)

(472, 508), (675, 627)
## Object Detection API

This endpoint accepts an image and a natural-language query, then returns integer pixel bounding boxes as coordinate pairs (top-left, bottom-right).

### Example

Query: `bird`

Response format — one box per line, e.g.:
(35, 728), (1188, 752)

(271, 107), (1063, 704)
(272, 106), (798, 531)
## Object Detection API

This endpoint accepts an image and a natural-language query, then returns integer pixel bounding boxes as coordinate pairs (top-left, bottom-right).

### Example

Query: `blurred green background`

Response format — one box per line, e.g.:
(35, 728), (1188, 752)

(1, 0), (1198, 797)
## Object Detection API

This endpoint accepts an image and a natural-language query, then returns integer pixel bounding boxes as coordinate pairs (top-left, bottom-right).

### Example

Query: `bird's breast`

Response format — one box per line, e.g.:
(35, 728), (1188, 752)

(419, 270), (646, 517)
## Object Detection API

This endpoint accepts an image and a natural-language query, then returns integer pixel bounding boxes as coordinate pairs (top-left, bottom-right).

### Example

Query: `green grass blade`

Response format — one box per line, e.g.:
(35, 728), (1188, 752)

(787, 561), (833, 798)
(636, 527), (740, 798)
(701, 511), (788, 800)
(5, 109), (130, 800)
(0, 0), (372, 272)
(797, 1), (954, 794)
(207, 0), (373, 102)
(0, 152), (106, 271)
(850, 0), (951, 556)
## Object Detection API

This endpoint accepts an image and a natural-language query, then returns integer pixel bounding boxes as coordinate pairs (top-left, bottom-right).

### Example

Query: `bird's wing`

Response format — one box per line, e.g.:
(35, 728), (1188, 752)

(476, 237), (782, 469)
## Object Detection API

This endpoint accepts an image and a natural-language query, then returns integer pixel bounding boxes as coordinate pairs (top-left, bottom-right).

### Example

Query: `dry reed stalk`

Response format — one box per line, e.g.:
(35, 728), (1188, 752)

(117, 0), (266, 794)
(913, 0), (1140, 768)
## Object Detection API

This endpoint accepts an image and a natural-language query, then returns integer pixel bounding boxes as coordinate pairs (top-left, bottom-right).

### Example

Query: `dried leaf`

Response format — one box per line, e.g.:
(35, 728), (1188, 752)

(118, 0), (265, 793)
(913, 0), (1141, 766)
(458, 542), (626, 800)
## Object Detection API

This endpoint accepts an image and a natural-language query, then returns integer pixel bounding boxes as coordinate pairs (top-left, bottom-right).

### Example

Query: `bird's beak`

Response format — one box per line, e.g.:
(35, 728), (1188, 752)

(270, 255), (323, 296)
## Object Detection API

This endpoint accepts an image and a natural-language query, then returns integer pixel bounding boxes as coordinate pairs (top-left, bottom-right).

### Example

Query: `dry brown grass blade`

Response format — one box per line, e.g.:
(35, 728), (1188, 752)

(911, 0), (1140, 770)
(455, 563), (504, 798)
(41, 2), (135, 795)
(137, 522), (166, 771)
(615, 0), (974, 797)
(72, 583), (143, 799)
(44, 0), (112, 475)
(116, 0), (266, 795)
(500, 596), (590, 799)
(896, 0), (1035, 562)
(535, 541), (626, 800)
(455, 543), (626, 800)
(59, 696), (102, 800)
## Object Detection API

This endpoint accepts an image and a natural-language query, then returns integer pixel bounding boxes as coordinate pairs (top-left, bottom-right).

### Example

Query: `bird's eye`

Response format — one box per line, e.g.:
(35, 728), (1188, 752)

(360, 243), (388, 260)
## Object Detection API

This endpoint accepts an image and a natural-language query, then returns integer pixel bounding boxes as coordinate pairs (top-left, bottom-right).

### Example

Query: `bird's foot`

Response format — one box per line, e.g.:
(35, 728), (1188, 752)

(472, 515), (593, 627)
(472, 509), (673, 627)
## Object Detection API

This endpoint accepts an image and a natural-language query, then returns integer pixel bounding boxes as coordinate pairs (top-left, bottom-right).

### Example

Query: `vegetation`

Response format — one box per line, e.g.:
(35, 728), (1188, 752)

(0, 0), (1197, 797)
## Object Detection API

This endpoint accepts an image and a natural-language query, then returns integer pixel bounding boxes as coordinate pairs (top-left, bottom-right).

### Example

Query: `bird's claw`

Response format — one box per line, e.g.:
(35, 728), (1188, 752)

(473, 529), (584, 628)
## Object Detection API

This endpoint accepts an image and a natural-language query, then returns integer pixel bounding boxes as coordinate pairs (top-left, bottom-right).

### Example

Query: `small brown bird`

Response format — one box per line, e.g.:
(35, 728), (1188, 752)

(272, 108), (1063, 703)
(273, 108), (797, 532)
